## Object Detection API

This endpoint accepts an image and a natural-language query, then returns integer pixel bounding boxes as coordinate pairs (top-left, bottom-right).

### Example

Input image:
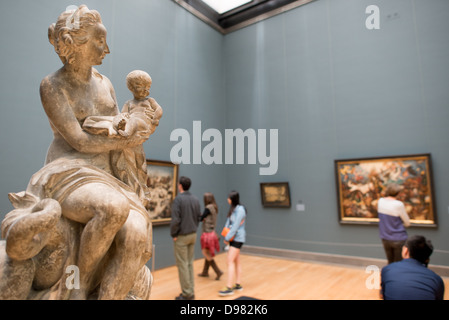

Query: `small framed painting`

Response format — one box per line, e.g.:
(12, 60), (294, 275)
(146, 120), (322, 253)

(260, 182), (291, 208)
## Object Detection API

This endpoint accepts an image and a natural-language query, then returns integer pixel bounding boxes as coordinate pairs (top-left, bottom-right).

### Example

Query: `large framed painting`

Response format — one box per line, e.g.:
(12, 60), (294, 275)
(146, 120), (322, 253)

(145, 159), (179, 226)
(260, 182), (291, 208)
(334, 154), (436, 227)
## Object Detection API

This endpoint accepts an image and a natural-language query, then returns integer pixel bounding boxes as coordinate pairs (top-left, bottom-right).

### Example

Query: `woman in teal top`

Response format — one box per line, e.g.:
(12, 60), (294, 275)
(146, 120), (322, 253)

(219, 191), (247, 296)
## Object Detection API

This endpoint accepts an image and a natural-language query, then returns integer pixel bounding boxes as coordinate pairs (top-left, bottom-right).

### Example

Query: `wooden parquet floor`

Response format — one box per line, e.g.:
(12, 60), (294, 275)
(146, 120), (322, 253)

(149, 253), (449, 300)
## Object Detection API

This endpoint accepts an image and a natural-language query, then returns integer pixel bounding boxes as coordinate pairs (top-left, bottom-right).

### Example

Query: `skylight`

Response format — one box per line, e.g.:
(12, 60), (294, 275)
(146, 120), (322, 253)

(201, 0), (252, 14)
(176, 0), (316, 34)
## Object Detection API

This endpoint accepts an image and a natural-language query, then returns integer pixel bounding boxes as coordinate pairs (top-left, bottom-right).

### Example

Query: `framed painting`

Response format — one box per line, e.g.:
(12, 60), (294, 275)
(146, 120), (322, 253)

(260, 182), (291, 208)
(145, 159), (179, 226)
(334, 154), (436, 226)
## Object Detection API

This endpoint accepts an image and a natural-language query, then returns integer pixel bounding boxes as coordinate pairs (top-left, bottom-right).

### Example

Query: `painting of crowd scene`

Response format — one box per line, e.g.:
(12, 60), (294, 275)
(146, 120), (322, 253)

(145, 160), (179, 225)
(335, 154), (436, 226)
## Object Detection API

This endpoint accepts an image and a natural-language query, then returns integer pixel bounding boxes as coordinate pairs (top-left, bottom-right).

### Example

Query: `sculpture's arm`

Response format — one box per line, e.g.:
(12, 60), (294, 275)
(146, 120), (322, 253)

(39, 77), (147, 154)
(146, 97), (163, 134)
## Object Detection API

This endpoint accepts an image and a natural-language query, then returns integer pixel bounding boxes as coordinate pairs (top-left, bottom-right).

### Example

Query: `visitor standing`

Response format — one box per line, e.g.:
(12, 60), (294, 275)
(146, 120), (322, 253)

(170, 176), (201, 300)
(219, 191), (246, 297)
(377, 183), (410, 264)
(198, 192), (223, 280)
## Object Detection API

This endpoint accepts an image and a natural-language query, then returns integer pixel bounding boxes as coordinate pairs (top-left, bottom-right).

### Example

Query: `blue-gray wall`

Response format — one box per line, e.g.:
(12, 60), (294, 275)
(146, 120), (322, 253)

(224, 0), (449, 266)
(0, 0), (448, 270)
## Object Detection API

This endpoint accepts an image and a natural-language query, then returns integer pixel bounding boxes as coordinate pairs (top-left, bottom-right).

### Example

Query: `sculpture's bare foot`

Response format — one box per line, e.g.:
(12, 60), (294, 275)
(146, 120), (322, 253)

(116, 118), (127, 131)
(118, 129), (129, 137)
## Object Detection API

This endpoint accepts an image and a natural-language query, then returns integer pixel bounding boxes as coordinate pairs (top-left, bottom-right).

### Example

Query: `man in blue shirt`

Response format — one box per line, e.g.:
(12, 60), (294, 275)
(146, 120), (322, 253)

(381, 235), (445, 300)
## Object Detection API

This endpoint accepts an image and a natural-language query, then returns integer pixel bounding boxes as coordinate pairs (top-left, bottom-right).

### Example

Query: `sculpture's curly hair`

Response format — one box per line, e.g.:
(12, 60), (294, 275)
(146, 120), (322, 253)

(126, 70), (152, 92)
(48, 5), (102, 65)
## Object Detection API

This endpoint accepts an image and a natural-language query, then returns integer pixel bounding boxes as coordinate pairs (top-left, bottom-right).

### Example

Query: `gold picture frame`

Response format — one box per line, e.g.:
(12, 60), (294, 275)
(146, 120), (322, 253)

(260, 182), (291, 208)
(145, 159), (179, 226)
(334, 154), (436, 226)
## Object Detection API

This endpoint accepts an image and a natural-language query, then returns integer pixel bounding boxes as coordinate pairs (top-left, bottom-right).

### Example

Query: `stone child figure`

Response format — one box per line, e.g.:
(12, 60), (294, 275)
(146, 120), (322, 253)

(122, 70), (163, 137)
(83, 70), (163, 206)
(82, 70), (162, 137)
(117, 70), (163, 205)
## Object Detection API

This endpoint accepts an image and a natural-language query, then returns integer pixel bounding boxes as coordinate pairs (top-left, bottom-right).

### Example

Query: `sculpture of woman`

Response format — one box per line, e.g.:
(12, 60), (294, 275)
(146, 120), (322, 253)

(0, 5), (159, 300)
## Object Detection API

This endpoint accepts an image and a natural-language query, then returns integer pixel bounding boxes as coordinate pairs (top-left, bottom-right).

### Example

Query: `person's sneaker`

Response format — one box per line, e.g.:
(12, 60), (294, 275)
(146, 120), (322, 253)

(218, 287), (234, 296)
(232, 284), (243, 291)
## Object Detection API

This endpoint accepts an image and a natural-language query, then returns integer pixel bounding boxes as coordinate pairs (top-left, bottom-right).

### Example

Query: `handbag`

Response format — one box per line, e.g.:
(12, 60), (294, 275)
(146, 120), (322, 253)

(221, 218), (244, 242)
(221, 227), (232, 240)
